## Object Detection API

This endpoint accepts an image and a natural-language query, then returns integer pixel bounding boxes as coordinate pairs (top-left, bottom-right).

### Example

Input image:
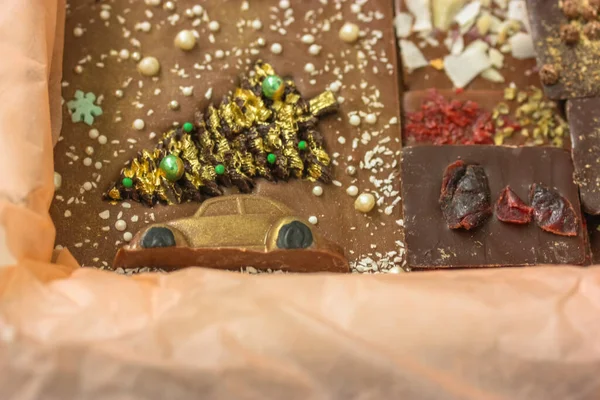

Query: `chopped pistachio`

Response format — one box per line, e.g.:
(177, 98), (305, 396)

(496, 102), (509, 114)
(494, 133), (504, 145)
(504, 87), (516, 100)
(521, 128), (529, 137)
(503, 127), (515, 137)
(517, 91), (528, 103)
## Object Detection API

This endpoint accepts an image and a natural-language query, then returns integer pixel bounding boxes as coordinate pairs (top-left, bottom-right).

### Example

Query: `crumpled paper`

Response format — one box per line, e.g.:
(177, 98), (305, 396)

(0, 1), (599, 399)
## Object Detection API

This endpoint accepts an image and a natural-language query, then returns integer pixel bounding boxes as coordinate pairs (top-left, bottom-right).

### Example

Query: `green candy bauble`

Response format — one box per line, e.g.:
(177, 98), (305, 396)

(159, 154), (185, 182)
(122, 177), (133, 188)
(262, 75), (285, 100)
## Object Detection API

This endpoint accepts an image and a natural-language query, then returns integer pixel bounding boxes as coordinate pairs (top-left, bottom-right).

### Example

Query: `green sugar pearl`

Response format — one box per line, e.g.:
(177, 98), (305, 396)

(183, 122), (194, 133)
(215, 164), (226, 175)
(262, 75), (285, 100)
(267, 153), (277, 164)
(159, 154), (185, 182)
(298, 140), (308, 151)
(122, 177), (133, 188)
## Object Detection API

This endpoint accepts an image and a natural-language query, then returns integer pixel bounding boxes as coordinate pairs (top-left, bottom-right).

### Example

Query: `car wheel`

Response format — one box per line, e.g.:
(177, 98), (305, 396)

(141, 227), (176, 248)
(276, 221), (313, 249)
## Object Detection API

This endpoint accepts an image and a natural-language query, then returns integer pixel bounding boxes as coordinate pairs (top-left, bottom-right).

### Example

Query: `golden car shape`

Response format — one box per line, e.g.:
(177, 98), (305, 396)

(114, 195), (349, 273)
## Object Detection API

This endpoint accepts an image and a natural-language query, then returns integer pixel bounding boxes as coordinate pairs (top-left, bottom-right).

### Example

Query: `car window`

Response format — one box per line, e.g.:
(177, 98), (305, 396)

(243, 198), (280, 215)
(199, 200), (240, 217)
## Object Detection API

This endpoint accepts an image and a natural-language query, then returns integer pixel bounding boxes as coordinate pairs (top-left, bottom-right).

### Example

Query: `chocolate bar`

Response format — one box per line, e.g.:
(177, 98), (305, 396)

(401, 145), (586, 268)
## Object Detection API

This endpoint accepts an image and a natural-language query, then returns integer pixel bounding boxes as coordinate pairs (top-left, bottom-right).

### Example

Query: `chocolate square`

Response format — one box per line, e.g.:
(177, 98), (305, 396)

(566, 98), (600, 215)
(527, 0), (600, 99)
(401, 145), (586, 268)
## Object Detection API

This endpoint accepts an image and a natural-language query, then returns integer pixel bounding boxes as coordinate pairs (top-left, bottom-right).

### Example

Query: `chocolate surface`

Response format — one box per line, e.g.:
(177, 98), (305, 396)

(527, 0), (600, 99)
(401, 145), (586, 268)
(566, 98), (600, 215)
(52, 0), (404, 272)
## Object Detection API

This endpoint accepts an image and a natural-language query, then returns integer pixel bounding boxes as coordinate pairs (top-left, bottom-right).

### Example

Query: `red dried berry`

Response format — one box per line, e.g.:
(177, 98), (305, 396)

(496, 186), (533, 224)
(530, 183), (579, 236)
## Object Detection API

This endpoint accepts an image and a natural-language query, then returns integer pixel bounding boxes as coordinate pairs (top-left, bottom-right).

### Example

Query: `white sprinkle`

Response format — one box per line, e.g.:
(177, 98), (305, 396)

(169, 100), (180, 110)
(73, 27), (84, 37)
(74, 65), (83, 74)
(346, 185), (359, 197)
(83, 157), (92, 166)
(94, 161), (102, 170)
(349, 114), (361, 126)
(215, 49), (225, 59)
(64, 210), (72, 218)
(99, 210), (110, 220)
(208, 21), (220, 32)
(131, 215), (139, 222)
(205, 87), (213, 99)
(308, 216), (318, 225)
(98, 135), (108, 145)
(138, 21), (152, 32)
(115, 219), (127, 232)
(329, 81), (342, 92)
(180, 86), (194, 96)
(100, 10), (110, 20)
(53, 172), (62, 190)
(115, 89), (124, 98)
(301, 34), (315, 44)
(145, 0), (161, 5)
(123, 232), (133, 242)
(83, 181), (93, 191)
(133, 119), (145, 130)
(365, 113), (377, 124)
(164, 1), (175, 11)
(308, 44), (322, 55)
(270, 43), (283, 54)
(89, 128), (99, 139)
(312, 186), (323, 196)
(279, 0), (290, 9)
(131, 52), (141, 61)
(257, 37), (266, 47)
(192, 4), (204, 15)
(84, 146), (94, 156)
(304, 63), (315, 73)
(252, 19), (263, 30)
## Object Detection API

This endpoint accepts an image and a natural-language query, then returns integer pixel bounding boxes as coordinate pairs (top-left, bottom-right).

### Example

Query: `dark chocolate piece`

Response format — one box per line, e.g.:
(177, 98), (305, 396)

(401, 145), (586, 269)
(566, 98), (600, 215)
(530, 183), (579, 237)
(527, 0), (600, 99)
(440, 160), (492, 230)
(496, 186), (532, 224)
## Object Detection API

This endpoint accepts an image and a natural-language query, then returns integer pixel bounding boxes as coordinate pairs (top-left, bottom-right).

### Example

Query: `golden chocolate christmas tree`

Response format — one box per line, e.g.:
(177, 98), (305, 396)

(105, 62), (337, 206)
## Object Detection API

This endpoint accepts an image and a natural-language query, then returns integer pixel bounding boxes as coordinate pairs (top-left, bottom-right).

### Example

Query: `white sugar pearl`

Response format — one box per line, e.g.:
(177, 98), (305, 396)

(192, 4), (204, 15)
(164, 1), (175, 11)
(279, 0), (290, 9)
(181, 86), (194, 96)
(64, 210), (72, 218)
(174, 30), (197, 50)
(100, 10), (110, 20)
(184, 8), (195, 18)
(257, 37), (266, 47)
(350, 4), (361, 13)
(215, 49), (225, 59)
(345, 166), (357, 176)
(131, 52), (142, 61)
(139, 21), (152, 32)
(94, 161), (102, 170)
(354, 193), (376, 213)
(339, 22), (360, 43)
(145, 0), (161, 6)
(312, 186), (323, 196)
(53, 172), (62, 190)
(115, 89), (124, 98)
(308, 44), (321, 55)
(98, 135), (107, 145)
(123, 232), (133, 242)
(304, 63), (315, 73)
(119, 49), (130, 59)
(115, 219), (127, 232)
(387, 266), (402, 274)
(365, 113), (377, 124)
(308, 216), (318, 225)
(346, 185), (359, 197)
(270, 43), (283, 54)
(89, 128), (99, 139)
(252, 19), (263, 30)
(83, 181), (93, 191)
(329, 81), (342, 92)
(349, 114), (361, 126)
(169, 100), (180, 110)
(301, 34), (315, 44)
(137, 56), (160, 76)
(74, 65), (83, 74)
(73, 27), (84, 37)
(208, 21), (220, 32)
(85, 146), (94, 156)
(83, 157), (92, 167)
(132, 119), (145, 130)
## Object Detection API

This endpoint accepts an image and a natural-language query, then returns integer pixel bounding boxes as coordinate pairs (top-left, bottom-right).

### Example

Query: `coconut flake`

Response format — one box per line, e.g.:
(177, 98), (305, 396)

(488, 15), (503, 33)
(488, 47), (504, 68)
(450, 35), (465, 55)
(400, 40), (429, 72)
(508, 0), (531, 32)
(509, 32), (535, 59)
(406, 0), (432, 32)
(444, 45), (492, 88)
(465, 39), (490, 53)
(455, 1), (481, 28)
(481, 68), (505, 82)
(394, 13), (413, 38)
(494, 0), (508, 9)
(432, 0), (470, 31)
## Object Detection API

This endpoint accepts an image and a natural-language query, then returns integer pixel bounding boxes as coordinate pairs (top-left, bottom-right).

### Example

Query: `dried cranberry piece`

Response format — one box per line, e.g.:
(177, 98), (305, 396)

(495, 186), (532, 224)
(529, 183), (578, 236)
(439, 160), (492, 230)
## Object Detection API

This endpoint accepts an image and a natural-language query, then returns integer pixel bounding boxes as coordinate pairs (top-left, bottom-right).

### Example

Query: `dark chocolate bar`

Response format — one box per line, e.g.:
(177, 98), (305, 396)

(401, 145), (586, 268)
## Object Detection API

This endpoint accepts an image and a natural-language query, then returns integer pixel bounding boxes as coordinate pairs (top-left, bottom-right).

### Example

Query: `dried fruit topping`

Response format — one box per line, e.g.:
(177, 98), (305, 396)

(530, 183), (579, 236)
(582, 5), (597, 21)
(539, 64), (560, 86)
(562, 0), (580, 19)
(405, 91), (495, 145)
(495, 186), (533, 224)
(560, 23), (580, 45)
(584, 21), (600, 40)
(440, 160), (492, 230)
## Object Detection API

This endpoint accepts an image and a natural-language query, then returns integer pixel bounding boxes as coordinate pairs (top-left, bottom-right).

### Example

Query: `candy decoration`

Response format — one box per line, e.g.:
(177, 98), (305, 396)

(66, 90), (103, 126)
(215, 164), (225, 175)
(122, 177), (133, 188)
(159, 155), (185, 182)
(183, 122), (194, 133)
(298, 140), (308, 151)
(267, 153), (277, 164)
(262, 74), (285, 100)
